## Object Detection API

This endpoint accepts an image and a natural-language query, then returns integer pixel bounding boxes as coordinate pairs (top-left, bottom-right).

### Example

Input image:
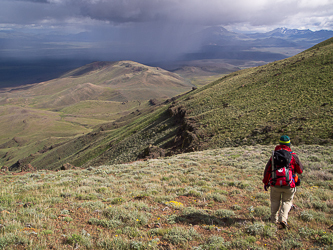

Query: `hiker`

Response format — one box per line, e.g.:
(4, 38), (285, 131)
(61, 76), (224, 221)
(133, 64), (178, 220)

(262, 135), (303, 228)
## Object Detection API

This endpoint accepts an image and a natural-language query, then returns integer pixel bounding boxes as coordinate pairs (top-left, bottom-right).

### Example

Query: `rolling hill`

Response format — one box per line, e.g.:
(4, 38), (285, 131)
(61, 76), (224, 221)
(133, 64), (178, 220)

(0, 61), (194, 109)
(168, 60), (241, 87)
(4, 37), (332, 171)
(0, 61), (199, 169)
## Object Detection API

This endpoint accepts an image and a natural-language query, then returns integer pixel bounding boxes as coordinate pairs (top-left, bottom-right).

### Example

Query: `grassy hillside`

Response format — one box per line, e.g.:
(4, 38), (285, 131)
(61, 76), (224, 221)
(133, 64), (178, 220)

(0, 145), (332, 249)
(69, 37), (333, 169)
(0, 60), (196, 169)
(170, 59), (240, 87)
(169, 37), (333, 148)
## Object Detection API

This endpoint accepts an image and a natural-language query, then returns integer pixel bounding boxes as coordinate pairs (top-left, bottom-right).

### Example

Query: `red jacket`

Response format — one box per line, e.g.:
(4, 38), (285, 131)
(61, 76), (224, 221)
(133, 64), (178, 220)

(263, 145), (303, 188)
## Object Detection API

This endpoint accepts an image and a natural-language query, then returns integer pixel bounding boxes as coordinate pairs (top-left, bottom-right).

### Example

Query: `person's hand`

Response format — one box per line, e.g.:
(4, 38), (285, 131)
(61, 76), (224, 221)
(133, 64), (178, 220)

(264, 184), (269, 191)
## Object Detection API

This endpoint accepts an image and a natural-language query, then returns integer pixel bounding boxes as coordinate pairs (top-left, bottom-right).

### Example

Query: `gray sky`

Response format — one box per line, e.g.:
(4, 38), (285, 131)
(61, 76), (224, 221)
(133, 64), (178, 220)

(1, 0), (333, 62)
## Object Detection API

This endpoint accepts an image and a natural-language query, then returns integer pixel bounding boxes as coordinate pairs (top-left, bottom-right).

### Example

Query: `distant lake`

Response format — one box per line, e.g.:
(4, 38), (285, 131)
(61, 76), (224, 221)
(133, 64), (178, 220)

(0, 59), (91, 89)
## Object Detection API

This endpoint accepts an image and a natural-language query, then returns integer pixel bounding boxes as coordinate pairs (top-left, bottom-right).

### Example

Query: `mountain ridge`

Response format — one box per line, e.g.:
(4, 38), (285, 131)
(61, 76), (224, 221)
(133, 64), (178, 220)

(0, 60), (194, 109)
(1, 27), (332, 89)
(185, 26), (333, 63)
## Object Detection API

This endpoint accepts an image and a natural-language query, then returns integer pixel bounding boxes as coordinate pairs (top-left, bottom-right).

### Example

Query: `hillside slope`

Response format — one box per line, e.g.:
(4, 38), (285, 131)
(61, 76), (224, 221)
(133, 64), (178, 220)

(0, 61), (193, 110)
(6, 38), (333, 170)
(175, 37), (333, 148)
(80, 37), (333, 168)
(0, 61), (197, 169)
(1, 145), (332, 249)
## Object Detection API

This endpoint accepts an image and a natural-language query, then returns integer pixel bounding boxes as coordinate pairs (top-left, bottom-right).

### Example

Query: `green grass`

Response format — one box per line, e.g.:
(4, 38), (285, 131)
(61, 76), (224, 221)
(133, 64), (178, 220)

(173, 41), (333, 148)
(60, 100), (146, 121)
(0, 145), (332, 249)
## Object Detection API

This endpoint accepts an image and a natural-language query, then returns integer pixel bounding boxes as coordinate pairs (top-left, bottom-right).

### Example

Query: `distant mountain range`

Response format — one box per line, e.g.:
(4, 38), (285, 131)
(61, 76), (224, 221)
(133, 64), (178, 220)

(0, 27), (332, 88)
(183, 26), (333, 64)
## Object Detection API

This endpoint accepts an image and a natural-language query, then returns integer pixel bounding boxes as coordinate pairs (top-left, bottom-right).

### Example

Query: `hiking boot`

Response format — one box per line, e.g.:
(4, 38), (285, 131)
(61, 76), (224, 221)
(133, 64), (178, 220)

(291, 204), (299, 210)
(280, 221), (288, 228)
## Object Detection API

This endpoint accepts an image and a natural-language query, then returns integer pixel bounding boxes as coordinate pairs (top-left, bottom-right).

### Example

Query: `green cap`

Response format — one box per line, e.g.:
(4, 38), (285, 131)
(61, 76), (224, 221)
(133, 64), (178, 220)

(279, 135), (291, 146)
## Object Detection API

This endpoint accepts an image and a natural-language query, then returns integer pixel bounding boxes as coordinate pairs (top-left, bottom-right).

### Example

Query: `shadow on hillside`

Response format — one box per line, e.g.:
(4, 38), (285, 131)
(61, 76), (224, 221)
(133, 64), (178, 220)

(175, 212), (252, 227)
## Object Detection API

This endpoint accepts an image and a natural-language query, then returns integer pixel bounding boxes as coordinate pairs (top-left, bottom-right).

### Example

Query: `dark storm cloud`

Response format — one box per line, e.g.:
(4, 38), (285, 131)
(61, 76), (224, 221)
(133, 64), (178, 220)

(17, 0), (49, 3)
(50, 0), (333, 28)
(0, 0), (332, 62)
(62, 0), (271, 25)
(1, 0), (332, 29)
(0, 0), (77, 25)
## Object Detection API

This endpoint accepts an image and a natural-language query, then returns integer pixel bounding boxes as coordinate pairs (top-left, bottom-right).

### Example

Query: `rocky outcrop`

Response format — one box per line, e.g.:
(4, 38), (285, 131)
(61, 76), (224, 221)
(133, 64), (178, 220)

(167, 105), (200, 153)
(60, 163), (75, 170)
(138, 104), (201, 161)
(138, 145), (166, 160)
(21, 164), (36, 172)
(1, 166), (8, 172)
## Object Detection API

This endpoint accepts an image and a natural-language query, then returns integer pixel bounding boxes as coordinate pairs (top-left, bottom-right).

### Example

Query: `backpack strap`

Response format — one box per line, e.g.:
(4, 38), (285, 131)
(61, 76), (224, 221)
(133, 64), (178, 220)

(271, 150), (276, 182)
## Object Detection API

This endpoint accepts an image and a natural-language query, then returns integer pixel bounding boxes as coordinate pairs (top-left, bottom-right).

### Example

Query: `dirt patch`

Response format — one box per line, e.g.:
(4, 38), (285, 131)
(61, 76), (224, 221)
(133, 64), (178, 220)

(138, 145), (166, 160)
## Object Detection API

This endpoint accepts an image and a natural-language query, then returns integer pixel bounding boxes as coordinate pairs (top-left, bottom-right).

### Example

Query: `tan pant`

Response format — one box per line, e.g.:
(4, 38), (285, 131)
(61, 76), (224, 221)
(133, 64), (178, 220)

(270, 186), (296, 223)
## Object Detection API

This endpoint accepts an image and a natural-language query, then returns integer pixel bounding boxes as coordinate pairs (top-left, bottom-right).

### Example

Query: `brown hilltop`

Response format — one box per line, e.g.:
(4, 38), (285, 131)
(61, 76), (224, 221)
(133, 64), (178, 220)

(0, 60), (194, 110)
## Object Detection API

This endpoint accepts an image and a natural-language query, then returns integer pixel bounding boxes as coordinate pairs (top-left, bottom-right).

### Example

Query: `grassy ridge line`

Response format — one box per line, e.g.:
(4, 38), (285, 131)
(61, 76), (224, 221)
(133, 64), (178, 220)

(0, 145), (332, 249)
(0, 60), (192, 111)
(168, 38), (333, 148)
(35, 60), (192, 108)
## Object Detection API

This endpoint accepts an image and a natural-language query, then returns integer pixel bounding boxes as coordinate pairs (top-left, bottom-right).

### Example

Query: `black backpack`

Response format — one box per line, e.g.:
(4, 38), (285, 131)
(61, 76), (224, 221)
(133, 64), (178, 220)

(271, 150), (293, 186)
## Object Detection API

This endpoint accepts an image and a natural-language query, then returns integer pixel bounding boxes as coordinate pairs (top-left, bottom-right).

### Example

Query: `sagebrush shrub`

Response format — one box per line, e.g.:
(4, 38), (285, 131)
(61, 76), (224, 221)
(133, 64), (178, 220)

(316, 233), (333, 245)
(281, 238), (303, 250)
(245, 222), (264, 236)
(229, 239), (250, 249)
(231, 204), (242, 210)
(97, 236), (129, 250)
(65, 233), (92, 248)
(312, 200), (328, 211)
(254, 206), (270, 218)
(300, 210), (314, 222)
(195, 235), (225, 250)
(299, 227), (316, 238)
(215, 209), (235, 218)
(206, 193), (227, 202)
(163, 227), (200, 245)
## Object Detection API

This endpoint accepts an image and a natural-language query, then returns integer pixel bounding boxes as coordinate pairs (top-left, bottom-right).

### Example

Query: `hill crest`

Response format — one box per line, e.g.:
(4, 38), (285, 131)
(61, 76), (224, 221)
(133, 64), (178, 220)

(0, 60), (194, 109)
